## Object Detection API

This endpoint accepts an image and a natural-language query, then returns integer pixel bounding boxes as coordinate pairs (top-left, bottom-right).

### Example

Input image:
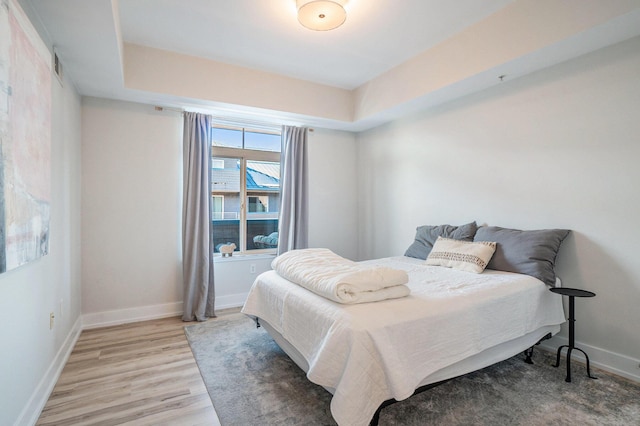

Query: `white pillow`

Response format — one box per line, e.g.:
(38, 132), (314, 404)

(426, 237), (497, 273)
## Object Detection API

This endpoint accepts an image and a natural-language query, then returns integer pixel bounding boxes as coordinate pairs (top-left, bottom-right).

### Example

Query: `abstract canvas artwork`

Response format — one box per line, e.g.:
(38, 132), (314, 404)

(0, 0), (52, 273)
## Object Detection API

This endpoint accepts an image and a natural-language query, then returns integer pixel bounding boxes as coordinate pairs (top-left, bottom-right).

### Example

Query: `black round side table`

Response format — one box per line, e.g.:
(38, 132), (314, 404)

(549, 287), (597, 382)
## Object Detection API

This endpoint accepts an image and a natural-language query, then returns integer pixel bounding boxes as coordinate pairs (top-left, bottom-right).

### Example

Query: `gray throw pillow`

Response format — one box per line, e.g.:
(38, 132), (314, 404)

(473, 226), (570, 286)
(404, 222), (478, 260)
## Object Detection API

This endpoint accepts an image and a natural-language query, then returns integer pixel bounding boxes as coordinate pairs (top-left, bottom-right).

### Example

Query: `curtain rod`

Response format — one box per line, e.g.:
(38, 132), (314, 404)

(154, 105), (183, 114)
(153, 105), (313, 132)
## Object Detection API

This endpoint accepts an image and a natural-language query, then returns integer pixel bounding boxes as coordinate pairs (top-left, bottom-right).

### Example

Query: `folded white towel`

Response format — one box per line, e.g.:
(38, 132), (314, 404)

(271, 248), (410, 304)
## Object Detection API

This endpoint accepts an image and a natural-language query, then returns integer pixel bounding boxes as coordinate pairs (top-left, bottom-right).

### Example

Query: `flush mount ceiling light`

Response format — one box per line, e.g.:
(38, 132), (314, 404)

(297, 0), (347, 31)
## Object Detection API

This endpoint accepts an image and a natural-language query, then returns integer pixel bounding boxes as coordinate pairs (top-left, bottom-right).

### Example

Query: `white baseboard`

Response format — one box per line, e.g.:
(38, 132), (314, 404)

(216, 292), (248, 310)
(539, 335), (640, 383)
(82, 301), (183, 329)
(81, 295), (248, 329)
(15, 316), (82, 426)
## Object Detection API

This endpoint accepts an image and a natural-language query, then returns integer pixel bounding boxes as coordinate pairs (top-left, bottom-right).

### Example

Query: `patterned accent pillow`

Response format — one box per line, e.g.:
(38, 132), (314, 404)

(426, 237), (497, 274)
(404, 221), (478, 260)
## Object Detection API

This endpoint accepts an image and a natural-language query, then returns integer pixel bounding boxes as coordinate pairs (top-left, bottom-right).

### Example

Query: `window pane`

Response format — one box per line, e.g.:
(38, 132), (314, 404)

(247, 220), (279, 250)
(248, 195), (269, 213)
(212, 195), (224, 218)
(244, 131), (281, 152)
(246, 160), (280, 250)
(212, 157), (240, 253)
(212, 127), (242, 149)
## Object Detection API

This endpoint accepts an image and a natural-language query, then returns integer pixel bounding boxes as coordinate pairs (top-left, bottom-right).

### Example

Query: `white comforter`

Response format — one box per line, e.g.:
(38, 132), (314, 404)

(271, 248), (410, 304)
(242, 256), (565, 426)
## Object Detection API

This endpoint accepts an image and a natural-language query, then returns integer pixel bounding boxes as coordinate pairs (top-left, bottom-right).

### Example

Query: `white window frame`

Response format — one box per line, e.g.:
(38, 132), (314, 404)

(212, 125), (281, 256)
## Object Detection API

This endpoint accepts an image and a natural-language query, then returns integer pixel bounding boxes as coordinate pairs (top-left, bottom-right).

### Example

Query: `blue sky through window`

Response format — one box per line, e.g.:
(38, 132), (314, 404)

(212, 127), (280, 152)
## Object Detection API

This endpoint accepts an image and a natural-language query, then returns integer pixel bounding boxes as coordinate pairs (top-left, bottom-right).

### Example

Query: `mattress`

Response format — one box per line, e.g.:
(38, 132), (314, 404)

(241, 256), (566, 426)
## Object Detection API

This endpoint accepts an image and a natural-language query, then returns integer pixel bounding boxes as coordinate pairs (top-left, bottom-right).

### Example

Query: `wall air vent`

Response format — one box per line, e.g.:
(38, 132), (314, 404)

(53, 48), (63, 85)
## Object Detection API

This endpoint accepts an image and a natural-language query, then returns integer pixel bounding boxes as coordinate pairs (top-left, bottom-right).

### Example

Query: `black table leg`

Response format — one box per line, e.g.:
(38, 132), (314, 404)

(554, 344), (568, 368)
(553, 294), (597, 382)
(565, 347), (573, 382)
(573, 347), (598, 380)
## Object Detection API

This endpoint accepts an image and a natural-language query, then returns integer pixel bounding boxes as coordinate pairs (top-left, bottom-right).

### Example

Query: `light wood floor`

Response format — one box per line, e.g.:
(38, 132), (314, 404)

(36, 312), (233, 425)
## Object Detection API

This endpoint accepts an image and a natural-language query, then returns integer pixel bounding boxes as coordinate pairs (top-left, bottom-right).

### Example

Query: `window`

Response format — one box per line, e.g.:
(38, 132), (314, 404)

(248, 195), (268, 213)
(211, 123), (281, 254)
(212, 195), (224, 220)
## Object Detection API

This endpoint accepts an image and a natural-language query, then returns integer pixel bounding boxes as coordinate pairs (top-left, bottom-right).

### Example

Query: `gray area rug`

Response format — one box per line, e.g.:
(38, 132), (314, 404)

(185, 313), (640, 425)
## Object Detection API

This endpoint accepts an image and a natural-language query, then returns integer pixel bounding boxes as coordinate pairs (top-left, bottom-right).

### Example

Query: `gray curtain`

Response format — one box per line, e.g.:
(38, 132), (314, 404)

(278, 126), (309, 255)
(182, 112), (215, 321)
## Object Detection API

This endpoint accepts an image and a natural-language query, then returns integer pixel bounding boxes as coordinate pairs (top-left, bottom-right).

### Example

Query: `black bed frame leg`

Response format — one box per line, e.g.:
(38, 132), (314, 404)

(368, 378), (452, 425)
(524, 346), (535, 364)
(523, 333), (553, 365)
(369, 406), (382, 426)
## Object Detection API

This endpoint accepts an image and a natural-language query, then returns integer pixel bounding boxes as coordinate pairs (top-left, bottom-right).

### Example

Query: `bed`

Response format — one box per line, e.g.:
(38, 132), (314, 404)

(241, 224), (570, 425)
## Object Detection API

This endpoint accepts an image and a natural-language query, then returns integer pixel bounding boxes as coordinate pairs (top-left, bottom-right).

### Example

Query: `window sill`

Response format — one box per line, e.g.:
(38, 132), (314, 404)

(213, 253), (276, 263)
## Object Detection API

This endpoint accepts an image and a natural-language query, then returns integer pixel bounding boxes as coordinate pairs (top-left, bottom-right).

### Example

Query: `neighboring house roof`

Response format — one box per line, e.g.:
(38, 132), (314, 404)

(247, 167), (279, 191)
(212, 165), (279, 193)
(249, 162), (280, 180)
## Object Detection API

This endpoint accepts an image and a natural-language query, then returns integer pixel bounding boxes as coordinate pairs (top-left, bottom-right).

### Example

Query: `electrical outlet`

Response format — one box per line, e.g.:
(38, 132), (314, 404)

(49, 312), (55, 330)
(250, 264), (256, 274)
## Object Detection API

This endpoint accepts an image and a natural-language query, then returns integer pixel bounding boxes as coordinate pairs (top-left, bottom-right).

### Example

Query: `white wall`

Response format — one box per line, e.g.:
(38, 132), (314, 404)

(81, 98), (358, 324)
(214, 255), (274, 309)
(124, 43), (353, 123)
(308, 128), (358, 260)
(0, 3), (82, 425)
(356, 36), (640, 379)
(81, 98), (183, 325)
